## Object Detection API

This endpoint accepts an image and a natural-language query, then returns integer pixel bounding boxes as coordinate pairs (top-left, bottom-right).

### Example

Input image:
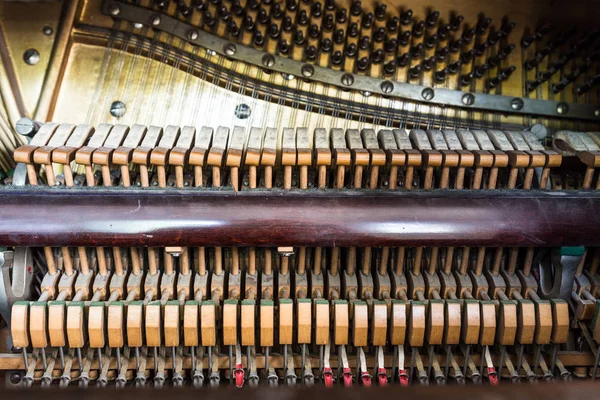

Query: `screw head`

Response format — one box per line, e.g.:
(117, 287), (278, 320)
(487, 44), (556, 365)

(187, 29), (199, 41)
(23, 49), (40, 66)
(301, 64), (314, 77)
(262, 54), (275, 67)
(461, 93), (475, 105)
(556, 102), (569, 115)
(42, 25), (53, 36)
(421, 87), (435, 100)
(108, 3), (120, 16)
(360, 90), (372, 97)
(341, 73), (354, 86)
(150, 14), (161, 26)
(510, 97), (524, 110)
(15, 118), (39, 137)
(224, 43), (237, 56)
(380, 80), (394, 93)
(10, 372), (22, 385)
(282, 73), (295, 80)
(234, 103), (251, 119)
(110, 100), (126, 118)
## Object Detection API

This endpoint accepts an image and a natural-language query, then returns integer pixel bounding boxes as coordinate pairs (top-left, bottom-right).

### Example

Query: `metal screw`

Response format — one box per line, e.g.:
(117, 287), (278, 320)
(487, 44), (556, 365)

(262, 54), (275, 67)
(206, 49), (216, 56)
(380, 80), (394, 93)
(10, 372), (22, 385)
(301, 64), (314, 77)
(282, 73), (295, 81)
(341, 73), (354, 86)
(42, 26), (53, 36)
(556, 102), (569, 115)
(187, 29), (199, 41)
(510, 97), (524, 110)
(133, 22), (143, 29)
(234, 103), (251, 119)
(421, 87), (435, 100)
(15, 118), (40, 137)
(360, 90), (372, 97)
(224, 43), (237, 56)
(108, 3), (121, 16)
(110, 101), (126, 118)
(23, 49), (40, 66)
(461, 93), (475, 105)
(150, 14), (161, 26)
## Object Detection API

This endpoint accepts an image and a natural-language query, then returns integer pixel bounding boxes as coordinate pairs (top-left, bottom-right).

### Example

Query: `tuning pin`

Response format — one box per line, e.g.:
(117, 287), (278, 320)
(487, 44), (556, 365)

(461, 49), (474, 63)
(385, 38), (397, 53)
(476, 17), (492, 35)
(384, 60), (397, 74)
(362, 12), (373, 28)
(449, 39), (462, 53)
(410, 43), (424, 58)
(526, 80), (540, 92)
(247, 0), (259, 9)
(374, 27), (386, 42)
(154, 0), (169, 9)
(498, 44), (515, 60)
(500, 65), (516, 80)
(359, 35), (370, 50)
(474, 42), (488, 56)
(324, 14), (334, 30)
(450, 15), (464, 31)
(278, 39), (289, 54)
(435, 46), (448, 60)
(351, 0), (362, 16)
(409, 65), (421, 79)
(332, 50), (343, 65)
(308, 24), (320, 38)
(473, 63), (489, 78)
(348, 22), (359, 37)
(320, 37), (332, 52)
(434, 67), (448, 82)
(232, 1), (244, 16)
(294, 30), (305, 45)
(500, 21), (516, 37)
(297, 10), (308, 25)
(305, 45), (317, 59)
(462, 27), (476, 43)
(425, 34), (438, 49)
(387, 17), (399, 33)
(228, 21), (240, 37)
(535, 24), (552, 40)
(204, 11), (216, 28)
(448, 60), (462, 74)
(486, 76), (501, 90)
(345, 43), (357, 57)
(243, 16), (255, 31)
(437, 24), (451, 39)
(371, 49), (384, 64)
(334, 29), (345, 44)
(286, 0), (296, 11)
(268, 23), (280, 39)
(375, 3), (387, 20)
(253, 31), (265, 46)
(357, 57), (369, 71)
(426, 10), (440, 28)
(336, 8), (347, 23)
(422, 56), (435, 71)
(460, 73), (473, 86)
(194, 0), (206, 11)
(257, 8), (268, 24)
(282, 15), (293, 31)
(397, 53), (410, 67)
(399, 31), (411, 46)
(311, 2), (321, 17)
(400, 9), (413, 25)
(178, 4), (191, 18)
(412, 20), (425, 37)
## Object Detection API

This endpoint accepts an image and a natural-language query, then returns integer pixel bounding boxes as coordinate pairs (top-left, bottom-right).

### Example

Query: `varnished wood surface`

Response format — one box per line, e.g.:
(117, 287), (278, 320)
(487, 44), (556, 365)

(0, 187), (599, 247)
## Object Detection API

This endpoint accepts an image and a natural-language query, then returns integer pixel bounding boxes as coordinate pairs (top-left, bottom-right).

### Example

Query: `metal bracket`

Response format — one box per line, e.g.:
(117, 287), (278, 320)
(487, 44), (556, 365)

(0, 248), (34, 345)
(102, 0), (600, 122)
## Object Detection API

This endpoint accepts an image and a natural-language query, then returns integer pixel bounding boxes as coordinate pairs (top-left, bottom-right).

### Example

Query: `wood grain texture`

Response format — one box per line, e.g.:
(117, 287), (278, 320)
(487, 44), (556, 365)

(1, 188), (600, 247)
